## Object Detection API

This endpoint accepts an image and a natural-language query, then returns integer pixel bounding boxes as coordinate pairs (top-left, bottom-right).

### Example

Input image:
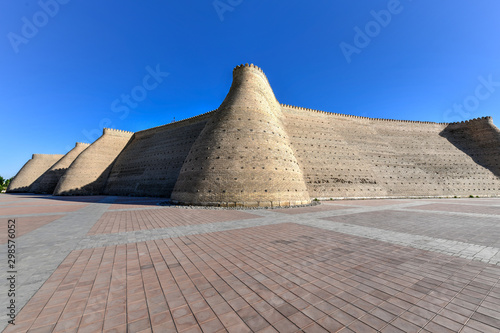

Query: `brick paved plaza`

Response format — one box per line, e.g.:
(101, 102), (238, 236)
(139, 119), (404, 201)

(1, 194), (499, 332)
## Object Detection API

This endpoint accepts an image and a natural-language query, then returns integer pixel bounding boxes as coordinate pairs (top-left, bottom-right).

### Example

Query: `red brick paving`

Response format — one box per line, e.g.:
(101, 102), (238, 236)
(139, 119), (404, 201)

(0, 215), (63, 244)
(273, 205), (354, 215)
(87, 208), (261, 235)
(0, 200), (85, 207)
(113, 197), (163, 204)
(48, 196), (108, 203)
(0, 204), (88, 216)
(109, 203), (162, 210)
(7, 223), (500, 333)
(109, 197), (164, 210)
(0, 195), (40, 202)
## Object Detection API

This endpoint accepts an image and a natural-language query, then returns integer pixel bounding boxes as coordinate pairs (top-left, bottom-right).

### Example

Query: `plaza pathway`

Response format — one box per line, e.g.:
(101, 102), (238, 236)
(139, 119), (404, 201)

(1, 194), (499, 332)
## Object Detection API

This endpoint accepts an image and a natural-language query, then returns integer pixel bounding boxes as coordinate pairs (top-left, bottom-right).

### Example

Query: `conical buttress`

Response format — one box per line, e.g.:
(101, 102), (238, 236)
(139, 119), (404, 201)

(171, 64), (310, 207)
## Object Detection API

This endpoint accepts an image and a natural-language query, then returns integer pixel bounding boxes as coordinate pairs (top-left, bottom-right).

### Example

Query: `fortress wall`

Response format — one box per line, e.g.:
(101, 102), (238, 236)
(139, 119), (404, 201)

(171, 64), (310, 207)
(282, 106), (500, 198)
(7, 154), (64, 193)
(439, 117), (500, 192)
(10, 65), (500, 202)
(29, 142), (90, 194)
(53, 129), (133, 195)
(103, 112), (214, 197)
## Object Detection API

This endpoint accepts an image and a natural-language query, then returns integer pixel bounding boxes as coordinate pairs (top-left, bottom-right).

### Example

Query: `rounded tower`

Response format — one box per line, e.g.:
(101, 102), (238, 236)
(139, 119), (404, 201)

(171, 64), (310, 207)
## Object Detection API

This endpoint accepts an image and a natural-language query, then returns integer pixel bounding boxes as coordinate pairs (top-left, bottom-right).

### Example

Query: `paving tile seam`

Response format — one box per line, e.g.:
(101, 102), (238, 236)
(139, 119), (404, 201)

(74, 217), (281, 250)
(0, 200), (41, 205)
(295, 219), (500, 265)
(421, 201), (500, 207)
(395, 208), (500, 219)
(0, 203), (87, 208)
(452, 270), (500, 331)
(106, 206), (166, 212)
(2, 196), (500, 331)
(74, 207), (500, 266)
(388, 266), (486, 332)
(0, 200), (114, 330)
(267, 201), (439, 220)
(108, 200), (426, 216)
(0, 212), (67, 218)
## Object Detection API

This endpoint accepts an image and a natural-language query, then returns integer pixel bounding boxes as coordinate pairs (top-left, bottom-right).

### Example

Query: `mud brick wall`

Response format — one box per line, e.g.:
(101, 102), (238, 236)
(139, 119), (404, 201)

(283, 104), (500, 199)
(103, 112), (213, 197)
(53, 129), (133, 195)
(29, 142), (90, 194)
(7, 154), (64, 193)
(171, 64), (311, 207)
(11, 64), (500, 204)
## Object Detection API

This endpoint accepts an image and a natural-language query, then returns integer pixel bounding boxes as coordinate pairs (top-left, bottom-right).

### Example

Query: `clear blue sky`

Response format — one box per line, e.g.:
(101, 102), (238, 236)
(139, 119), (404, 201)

(2, 0), (500, 178)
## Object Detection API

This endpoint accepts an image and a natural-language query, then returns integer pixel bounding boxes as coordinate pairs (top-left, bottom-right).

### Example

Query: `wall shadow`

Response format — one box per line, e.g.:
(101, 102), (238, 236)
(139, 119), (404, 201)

(439, 122), (500, 178)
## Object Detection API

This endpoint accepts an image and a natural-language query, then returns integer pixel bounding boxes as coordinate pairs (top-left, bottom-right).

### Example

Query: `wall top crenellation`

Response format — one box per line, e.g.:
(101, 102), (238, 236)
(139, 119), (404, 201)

(103, 128), (135, 138)
(75, 142), (91, 147)
(446, 116), (493, 128)
(233, 63), (265, 74)
(32, 153), (64, 159)
(232, 63), (271, 85)
(280, 104), (493, 126)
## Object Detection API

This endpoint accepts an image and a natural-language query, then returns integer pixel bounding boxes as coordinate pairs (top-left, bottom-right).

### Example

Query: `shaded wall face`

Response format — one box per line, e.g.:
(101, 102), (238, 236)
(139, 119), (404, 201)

(283, 108), (500, 198)
(54, 131), (133, 196)
(7, 155), (64, 193)
(103, 119), (210, 197)
(29, 143), (90, 194)
(440, 119), (500, 190)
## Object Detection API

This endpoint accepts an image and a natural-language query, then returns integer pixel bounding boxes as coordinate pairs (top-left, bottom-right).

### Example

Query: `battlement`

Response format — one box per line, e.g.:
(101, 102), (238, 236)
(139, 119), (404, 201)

(281, 104), (450, 125)
(233, 63), (265, 74)
(32, 153), (65, 159)
(103, 128), (134, 137)
(232, 63), (272, 87)
(75, 142), (91, 147)
(447, 116), (493, 127)
(12, 64), (500, 204)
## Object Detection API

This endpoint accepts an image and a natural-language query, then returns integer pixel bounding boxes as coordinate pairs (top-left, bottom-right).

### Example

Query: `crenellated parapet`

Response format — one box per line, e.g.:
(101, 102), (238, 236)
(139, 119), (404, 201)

(103, 128), (135, 137)
(10, 64), (500, 202)
(281, 103), (449, 125)
(446, 116), (493, 128)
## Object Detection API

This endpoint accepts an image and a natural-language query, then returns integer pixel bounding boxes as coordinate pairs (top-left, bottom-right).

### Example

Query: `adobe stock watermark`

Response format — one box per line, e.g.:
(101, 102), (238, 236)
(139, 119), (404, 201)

(339, 0), (410, 64)
(443, 74), (500, 123)
(213, 0), (242, 21)
(80, 64), (169, 144)
(7, 0), (70, 54)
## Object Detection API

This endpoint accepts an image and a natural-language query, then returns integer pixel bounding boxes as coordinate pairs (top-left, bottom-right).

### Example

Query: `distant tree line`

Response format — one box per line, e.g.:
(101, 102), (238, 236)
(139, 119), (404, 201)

(0, 176), (11, 192)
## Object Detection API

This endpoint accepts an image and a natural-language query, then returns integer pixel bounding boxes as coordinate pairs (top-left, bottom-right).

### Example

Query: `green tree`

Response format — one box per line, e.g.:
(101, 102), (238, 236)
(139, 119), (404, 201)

(0, 176), (10, 192)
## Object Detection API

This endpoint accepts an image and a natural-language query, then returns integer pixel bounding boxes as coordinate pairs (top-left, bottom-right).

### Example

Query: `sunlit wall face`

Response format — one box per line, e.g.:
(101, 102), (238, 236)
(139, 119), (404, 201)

(2, 0), (500, 180)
